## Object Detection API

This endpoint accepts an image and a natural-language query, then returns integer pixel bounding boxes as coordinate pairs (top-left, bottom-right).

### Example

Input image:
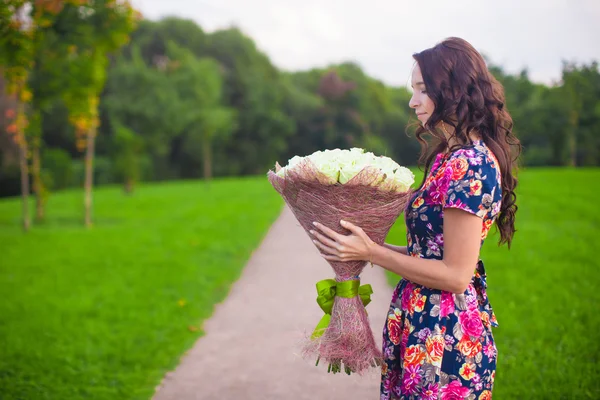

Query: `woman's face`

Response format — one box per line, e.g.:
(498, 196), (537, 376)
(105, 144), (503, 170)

(409, 63), (435, 126)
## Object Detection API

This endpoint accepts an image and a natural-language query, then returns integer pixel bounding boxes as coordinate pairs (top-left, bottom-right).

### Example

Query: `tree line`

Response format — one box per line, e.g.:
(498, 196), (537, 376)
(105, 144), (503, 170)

(1, 10), (599, 229)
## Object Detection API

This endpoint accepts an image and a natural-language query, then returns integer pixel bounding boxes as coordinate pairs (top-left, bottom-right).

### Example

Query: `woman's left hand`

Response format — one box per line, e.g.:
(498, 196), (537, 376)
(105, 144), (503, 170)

(309, 220), (375, 262)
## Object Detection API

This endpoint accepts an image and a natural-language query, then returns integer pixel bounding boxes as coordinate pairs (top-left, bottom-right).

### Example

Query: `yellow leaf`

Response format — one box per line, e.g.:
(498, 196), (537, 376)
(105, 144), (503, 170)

(20, 90), (32, 103)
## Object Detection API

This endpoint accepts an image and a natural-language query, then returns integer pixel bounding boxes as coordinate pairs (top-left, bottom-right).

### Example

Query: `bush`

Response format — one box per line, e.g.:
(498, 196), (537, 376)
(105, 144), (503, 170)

(43, 148), (73, 190)
(70, 157), (117, 187)
(0, 164), (22, 198)
(522, 145), (553, 166)
(138, 154), (153, 182)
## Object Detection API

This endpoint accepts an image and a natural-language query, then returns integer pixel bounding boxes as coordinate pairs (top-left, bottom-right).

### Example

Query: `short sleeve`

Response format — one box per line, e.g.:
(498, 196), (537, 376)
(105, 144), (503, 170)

(443, 148), (500, 220)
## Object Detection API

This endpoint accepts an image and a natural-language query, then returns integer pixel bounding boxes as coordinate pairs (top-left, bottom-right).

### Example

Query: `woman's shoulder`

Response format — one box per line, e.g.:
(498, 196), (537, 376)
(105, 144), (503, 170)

(447, 140), (493, 163)
(443, 140), (502, 219)
(446, 140), (501, 180)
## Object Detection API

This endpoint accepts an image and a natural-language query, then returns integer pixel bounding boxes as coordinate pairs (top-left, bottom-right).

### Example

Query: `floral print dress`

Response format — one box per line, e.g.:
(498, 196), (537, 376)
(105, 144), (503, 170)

(381, 140), (502, 400)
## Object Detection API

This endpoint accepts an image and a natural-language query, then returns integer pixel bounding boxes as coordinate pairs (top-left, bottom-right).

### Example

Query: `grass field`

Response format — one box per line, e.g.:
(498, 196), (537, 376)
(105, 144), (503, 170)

(0, 178), (283, 400)
(0, 169), (598, 399)
(385, 168), (600, 399)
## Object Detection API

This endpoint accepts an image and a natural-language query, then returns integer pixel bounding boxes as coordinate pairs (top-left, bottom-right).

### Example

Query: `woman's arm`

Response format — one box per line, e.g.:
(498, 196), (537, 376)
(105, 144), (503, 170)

(382, 243), (407, 255)
(371, 208), (481, 293)
(311, 208), (482, 294)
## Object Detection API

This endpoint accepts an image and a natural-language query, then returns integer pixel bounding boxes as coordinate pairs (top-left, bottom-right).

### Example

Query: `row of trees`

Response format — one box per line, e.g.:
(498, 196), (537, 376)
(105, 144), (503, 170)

(0, 0), (135, 230)
(0, 0), (136, 229)
(1, 14), (599, 230)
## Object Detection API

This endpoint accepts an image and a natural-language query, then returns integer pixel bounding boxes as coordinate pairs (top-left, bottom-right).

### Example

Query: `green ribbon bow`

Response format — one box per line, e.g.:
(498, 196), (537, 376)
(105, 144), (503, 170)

(311, 278), (374, 339)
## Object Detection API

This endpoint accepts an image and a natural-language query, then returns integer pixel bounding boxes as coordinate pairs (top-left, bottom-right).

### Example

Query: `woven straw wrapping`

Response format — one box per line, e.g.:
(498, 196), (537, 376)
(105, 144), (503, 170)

(267, 158), (412, 375)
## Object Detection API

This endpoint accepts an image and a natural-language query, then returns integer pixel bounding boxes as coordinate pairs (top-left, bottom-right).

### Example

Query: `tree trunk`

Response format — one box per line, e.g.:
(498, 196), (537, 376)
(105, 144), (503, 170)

(84, 126), (96, 228)
(18, 131), (30, 232)
(124, 177), (133, 195)
(31, 139), (44, 222)
(202, 136), (212, 181)
(568, 110), (578, 167)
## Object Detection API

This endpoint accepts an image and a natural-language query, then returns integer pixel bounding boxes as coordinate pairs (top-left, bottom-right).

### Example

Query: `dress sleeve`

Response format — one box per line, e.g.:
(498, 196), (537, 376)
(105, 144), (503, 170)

(443, 148), (499, 220)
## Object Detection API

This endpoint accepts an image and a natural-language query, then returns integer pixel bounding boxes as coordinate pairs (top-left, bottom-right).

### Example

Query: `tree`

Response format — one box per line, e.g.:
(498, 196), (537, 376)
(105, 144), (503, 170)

(166, 42), (236, 181)
(206, 28), (294, 175)
(561, 62), (600, 166)
(278, 71), (324, 164)
(111, 121), (143, 193)
(127, 17), (207, 64)
(103, 46), (181, 181)
(28, 23), (68, 221)
(55, 0), (137, 226)
(1, 2), (33, 230)
(0, 1), (75, 229)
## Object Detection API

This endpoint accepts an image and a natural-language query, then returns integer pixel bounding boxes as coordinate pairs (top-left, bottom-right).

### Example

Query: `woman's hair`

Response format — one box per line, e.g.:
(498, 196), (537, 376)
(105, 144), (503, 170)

(412, 37), (521, 247)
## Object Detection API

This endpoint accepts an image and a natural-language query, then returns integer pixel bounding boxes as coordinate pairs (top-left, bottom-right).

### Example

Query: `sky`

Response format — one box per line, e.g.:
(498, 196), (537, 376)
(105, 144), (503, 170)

(129, 0), (600, 88)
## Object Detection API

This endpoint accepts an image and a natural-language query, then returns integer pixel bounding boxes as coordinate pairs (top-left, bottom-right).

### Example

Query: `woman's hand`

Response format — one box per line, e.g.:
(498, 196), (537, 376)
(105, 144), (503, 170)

(309, 220), (376, 262)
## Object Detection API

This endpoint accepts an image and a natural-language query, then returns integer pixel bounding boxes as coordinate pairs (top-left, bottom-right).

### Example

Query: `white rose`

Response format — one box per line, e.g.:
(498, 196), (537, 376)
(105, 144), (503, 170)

(325, 148), (343, 157)
(372, 156), (400, 174)
(362, 152), (377, 164)
(378, 175), (397, 191)
(339, 163), (366, 184)
(287, 155), (304, 169)
(393, 167), (415, 192)
(316, 161), (340, 184)
(277, 155), (304, 179)
(336, 151), (357, 170)
(308, 151), (339, 184)
(276, 166), (287, 178)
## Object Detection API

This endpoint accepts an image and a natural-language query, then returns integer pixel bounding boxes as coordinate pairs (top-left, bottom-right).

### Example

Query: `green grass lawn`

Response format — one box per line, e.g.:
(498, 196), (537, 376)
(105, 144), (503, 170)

(385, 168), (600, 399)
(0, 177), (283, 400)
(1, 169), (598, 399)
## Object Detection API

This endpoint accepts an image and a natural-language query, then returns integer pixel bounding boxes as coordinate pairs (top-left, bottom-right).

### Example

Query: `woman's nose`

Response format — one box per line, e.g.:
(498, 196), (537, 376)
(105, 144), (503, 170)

(409, 95), (419, 109)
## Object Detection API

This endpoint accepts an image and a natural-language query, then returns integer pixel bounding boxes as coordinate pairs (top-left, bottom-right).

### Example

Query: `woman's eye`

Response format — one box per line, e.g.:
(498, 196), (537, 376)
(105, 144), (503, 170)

(421, 90), (427, 94)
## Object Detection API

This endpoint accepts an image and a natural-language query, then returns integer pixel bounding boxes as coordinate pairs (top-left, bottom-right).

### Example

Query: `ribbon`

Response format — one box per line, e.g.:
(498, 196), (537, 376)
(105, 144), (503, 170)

(311, 278), (373, 339)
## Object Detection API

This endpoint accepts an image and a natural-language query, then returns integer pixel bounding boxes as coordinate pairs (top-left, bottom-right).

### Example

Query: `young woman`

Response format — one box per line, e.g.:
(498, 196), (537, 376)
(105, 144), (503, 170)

(310, 37), (520, 399)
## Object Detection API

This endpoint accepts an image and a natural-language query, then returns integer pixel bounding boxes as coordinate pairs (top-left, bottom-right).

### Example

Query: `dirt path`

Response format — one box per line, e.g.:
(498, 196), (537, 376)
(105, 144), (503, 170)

(153, 206), (394, 400)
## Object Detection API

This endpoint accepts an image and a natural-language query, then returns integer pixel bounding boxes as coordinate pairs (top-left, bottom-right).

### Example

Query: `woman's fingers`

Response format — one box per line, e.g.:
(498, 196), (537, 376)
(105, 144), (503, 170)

(322, 253), (342, 262)
(340, 220), (360, 234)
(312, 222), (343, 242)
(309, 229), (340, 250)
(312, 238), (338, 256)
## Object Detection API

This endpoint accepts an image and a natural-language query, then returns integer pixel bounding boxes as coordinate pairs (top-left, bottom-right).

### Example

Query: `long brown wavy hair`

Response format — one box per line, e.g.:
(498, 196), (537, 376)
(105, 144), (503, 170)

(412, 37), (521, 247)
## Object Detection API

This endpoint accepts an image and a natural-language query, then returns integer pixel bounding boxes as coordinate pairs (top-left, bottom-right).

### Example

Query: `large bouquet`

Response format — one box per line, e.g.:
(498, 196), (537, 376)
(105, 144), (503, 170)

(267, 148), (414, 375)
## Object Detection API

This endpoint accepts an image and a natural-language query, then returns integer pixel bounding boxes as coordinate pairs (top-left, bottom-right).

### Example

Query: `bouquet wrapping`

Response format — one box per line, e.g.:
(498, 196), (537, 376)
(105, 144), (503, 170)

(267, 148), (414, 375)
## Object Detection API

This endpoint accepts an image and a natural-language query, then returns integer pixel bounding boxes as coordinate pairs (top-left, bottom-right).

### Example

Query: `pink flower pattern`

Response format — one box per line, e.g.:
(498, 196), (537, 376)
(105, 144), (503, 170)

(459, 307), (484, 337)
(440, 380), (472, 399)
(401, 364), (422, 395)
(439, 291), (455, 317)
(420, 383), (440, 400)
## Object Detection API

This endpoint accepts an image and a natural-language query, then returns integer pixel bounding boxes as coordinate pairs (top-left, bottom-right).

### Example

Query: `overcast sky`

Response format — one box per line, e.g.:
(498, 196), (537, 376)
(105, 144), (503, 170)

(130, 0), (600, 88)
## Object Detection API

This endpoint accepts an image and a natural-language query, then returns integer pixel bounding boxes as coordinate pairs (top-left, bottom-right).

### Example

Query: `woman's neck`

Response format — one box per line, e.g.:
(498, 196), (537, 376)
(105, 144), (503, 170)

(439, 122), (480, 148)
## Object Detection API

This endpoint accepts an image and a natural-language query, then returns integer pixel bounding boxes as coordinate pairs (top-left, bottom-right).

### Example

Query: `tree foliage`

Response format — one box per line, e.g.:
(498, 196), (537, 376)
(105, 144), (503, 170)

(1, 15), (599, 201)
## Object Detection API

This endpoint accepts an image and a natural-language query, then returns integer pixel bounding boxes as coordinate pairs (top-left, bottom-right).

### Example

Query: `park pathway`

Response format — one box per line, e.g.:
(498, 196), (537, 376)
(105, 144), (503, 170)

(153, 205), (394, 400)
